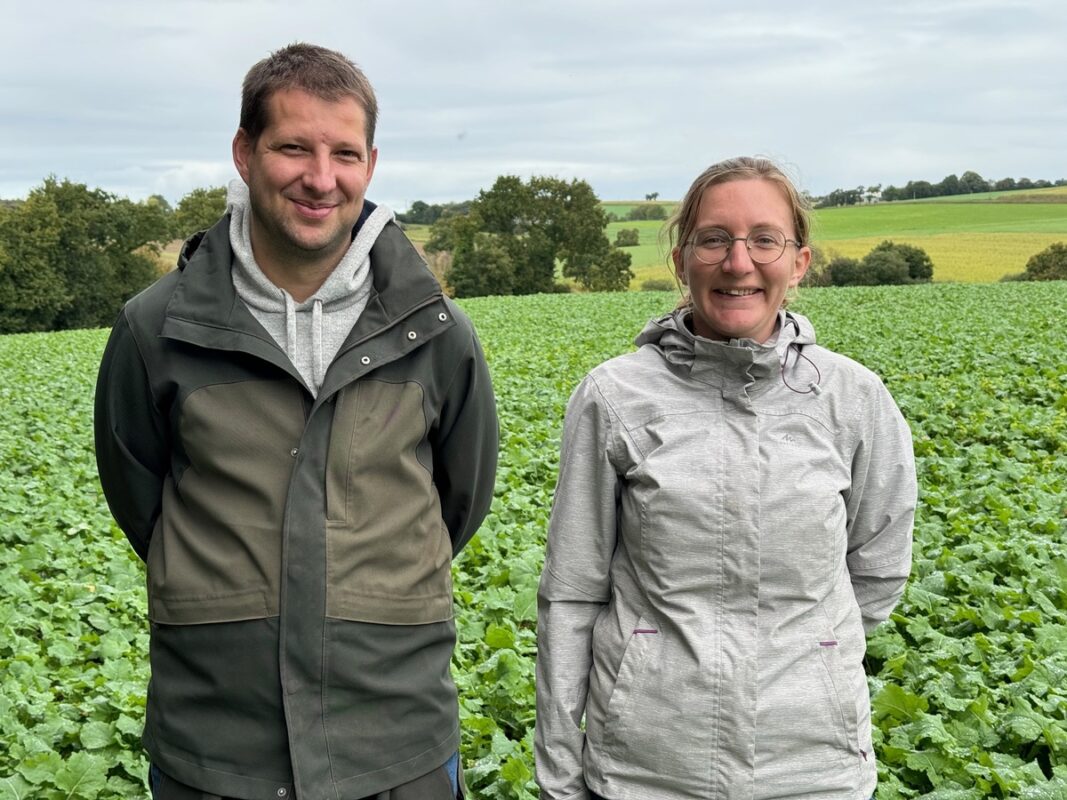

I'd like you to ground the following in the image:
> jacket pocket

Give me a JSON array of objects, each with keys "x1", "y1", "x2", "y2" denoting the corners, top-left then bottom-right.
[
  {"x1": 816, "y1": 639, "x2": 861, "y2": 762},
  {"x1": 147, "y1": 483, "x2": 281, "y2": 625},
  {"x1": 599, "y1": 615, "x2": 662, "y2": 757},
  {"x1": 146, "y1": 381, "x2": 302, "y2": 625},
  {"x1": 756, "y1": 637, "x2": 862, "y2": 789},
  {"x1": 324, "y1": 380, "x2": 453, "y2": 624}
]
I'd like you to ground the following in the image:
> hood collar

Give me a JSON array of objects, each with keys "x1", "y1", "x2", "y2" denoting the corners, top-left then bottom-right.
[
  {"x1": 635, "y1": 307, "x2": 818, "y2": 393},
  {"x1": 166, "y1": 202, "x2": 441, "y2": 336}
]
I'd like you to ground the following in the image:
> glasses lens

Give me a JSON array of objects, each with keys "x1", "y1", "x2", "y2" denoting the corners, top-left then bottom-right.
[
  {"x1": 692, "y1": 229, "x2": 730, "y2": 264},
  {"x1": 747, "y1": 230, "x2": 786, "y2": 264}
]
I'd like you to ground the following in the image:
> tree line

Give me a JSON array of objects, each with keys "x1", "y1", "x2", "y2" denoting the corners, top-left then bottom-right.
[
  {"x1": 5, "y1": 171, "x2": 1063, "y2": 335},
  {"x1": 0, "y1": 173, "x2": 634, "y2": 331},
  {"x1": 0, "y1": 180, "x2": 227, "y2": 334},
  {"x1": 815, "y1": 171, "x2": 1067, "y2": 207}
]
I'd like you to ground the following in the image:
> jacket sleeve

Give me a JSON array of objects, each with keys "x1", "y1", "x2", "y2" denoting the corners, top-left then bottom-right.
[
  {"x1": 432, "y1": 313, "x2": 498, "y2": 555},
  {"x1": 94, "y1": 310, "x2": 169, "y2": 561},
  {"x1": 536, "y1": 375, "x2": 619, "y2": 800},
  {"x1": 844, "y1": 377, "x2": 917, "y2": 633}
]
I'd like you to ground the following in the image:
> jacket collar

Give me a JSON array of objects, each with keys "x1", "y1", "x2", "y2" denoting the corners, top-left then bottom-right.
[
  {"x1": 636, "y1": 307, "x2": 817, "y2": 394},
  {"x1": 164, "y1": 211, "x2": 443, "y2": 357}
]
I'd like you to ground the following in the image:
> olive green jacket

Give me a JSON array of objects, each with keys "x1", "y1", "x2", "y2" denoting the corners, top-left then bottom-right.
[{"x1": 95, "y1": 214, "x2": 498, "y2": 799}]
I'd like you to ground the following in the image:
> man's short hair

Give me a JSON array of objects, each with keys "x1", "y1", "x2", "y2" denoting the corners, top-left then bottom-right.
[{"x1": 240, "y1": 42, "x2": 379, "y2": 147}]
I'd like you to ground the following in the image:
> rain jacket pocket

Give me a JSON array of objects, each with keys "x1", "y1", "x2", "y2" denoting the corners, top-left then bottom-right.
[{"x1": 324, "y1": 380, "x2": 453, "y2": 624}]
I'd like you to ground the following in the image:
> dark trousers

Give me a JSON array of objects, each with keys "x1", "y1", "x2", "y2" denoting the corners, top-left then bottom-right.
[{"x1": 149, "y1": 761, "x2": 464, "y2": 800}]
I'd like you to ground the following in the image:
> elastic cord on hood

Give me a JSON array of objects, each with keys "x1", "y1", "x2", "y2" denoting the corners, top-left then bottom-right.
[{"x1": 779, "y1": 315, "x2": 823, "y2": 395}]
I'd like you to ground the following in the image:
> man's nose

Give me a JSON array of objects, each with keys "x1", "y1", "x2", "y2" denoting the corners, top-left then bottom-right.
[{"x1": 302, "y1": 153, "x2": 335, "y2": 194}]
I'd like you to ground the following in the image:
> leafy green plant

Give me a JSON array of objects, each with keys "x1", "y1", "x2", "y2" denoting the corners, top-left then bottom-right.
[{"x1": 2, "y1": 282, "x2": 1065, "y2": 798}]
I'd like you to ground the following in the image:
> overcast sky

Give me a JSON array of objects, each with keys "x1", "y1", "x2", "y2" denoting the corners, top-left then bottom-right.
[{"x1": 3, "y1": 0, "x2": 1065, "y2": 210}]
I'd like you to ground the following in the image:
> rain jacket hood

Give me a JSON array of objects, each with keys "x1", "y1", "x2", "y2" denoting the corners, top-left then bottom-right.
[{"x1": 635, "y1": 307, "x2": 820, "y2": 393}]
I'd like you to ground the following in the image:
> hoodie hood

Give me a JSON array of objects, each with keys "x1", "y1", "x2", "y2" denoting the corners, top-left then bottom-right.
[
  {"x1": 224, "y1": 179, "x2": 394, "y2": 395},
  {"x1": 636, "y1": 307, "x2": 821, "y2": 396}
]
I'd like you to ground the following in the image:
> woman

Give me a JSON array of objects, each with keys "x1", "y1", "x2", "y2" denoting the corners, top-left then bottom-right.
[{"x1": 535, "y1": 157, "x2": 916, "y2": 800}]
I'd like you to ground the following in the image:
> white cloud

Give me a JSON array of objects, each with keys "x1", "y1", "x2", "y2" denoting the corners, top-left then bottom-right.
[{"x1": 2, "y1": 0, "x2": 1065, "y2": 204}]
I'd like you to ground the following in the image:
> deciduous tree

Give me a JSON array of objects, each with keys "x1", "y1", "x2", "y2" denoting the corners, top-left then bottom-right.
[
  {"x1": 959, "y1": 171, "x2": 990, "y2": 194},
  {"x1": 427, "y1": 175, "x2": 632, "y2": 296},
  {"x1": 173, "y1": 186, "x2": 227, "y2": 240},
  {"x1": 0, "y1": 177, "x2": 170, "y2": 332},
  {"x1": 0, "y1": 194, "x2": 68, "y2": 333}
]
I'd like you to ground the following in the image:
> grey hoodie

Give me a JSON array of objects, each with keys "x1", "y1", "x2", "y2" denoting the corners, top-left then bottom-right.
[
  {"x1": 228, "y1": 179, "x2": 394, "y2": 395},
  {"x1": 535, "y1": 308, "x2": 916, "y2": 800}
]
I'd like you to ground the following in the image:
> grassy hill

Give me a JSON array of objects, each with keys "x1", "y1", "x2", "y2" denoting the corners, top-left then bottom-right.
[
  {"x1": 610, "y1": 192, "x2": 1067, "y2": 287},
  {"x1": 200, "y1": 191, "x2": 1063, "y2": 290}
]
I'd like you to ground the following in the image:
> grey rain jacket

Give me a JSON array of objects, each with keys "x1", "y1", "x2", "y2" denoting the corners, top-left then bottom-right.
[
  {"x1": 536, "y1": 309, "x2": 915, "y2": 800},
  {"x1": 95, "y1": 212, "x2": 498, "y2": 800}
]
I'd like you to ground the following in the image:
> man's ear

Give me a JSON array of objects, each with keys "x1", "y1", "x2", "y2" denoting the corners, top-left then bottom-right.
[{"x1": 232, "y1": 129, "x2": 253, "y2": 183}]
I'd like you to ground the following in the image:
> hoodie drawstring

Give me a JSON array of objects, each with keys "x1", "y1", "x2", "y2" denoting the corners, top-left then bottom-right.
[
  {"x1": 312, "y1": 299, "x2": 324, "y2": 390},
  {"x1": 285, "y1": 293, "x2": 298, "y2": 364}
]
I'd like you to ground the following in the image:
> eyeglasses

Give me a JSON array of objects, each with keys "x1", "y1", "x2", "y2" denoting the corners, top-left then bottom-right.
[{"x1": 686, "y1": 228, "x2": 801, "y2": 266}]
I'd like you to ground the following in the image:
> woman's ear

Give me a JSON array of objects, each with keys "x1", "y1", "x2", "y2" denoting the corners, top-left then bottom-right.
[
  {"x1": 672, "y1": 247, "x2": 687, "y2": 286},
  {"x1": 789, "y1": 245, "x2": 812, "y2": 287}
]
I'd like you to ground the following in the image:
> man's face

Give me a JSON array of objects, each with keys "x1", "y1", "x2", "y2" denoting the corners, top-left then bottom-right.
[{"x1": 232, "y1": 87, "x2": 377, "y2": 275}]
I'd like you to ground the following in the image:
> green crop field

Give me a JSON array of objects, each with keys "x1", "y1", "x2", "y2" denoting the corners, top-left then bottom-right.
[{"x1": 2, "y1": 281, "x2": 1065, "y2": 798}]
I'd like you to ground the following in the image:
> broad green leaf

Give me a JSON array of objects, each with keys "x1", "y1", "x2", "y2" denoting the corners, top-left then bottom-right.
[
  {"x1": 53, "y1": 752, "x2": 108, "y2": 798},
  {"x1": 78, "y1": 721, "x2": 114, "y2": 750}
]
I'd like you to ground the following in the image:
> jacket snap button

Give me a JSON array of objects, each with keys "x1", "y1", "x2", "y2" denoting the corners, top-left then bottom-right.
[
  {"x1": 289, "y1": 448, "x2": 298, "y2": 457},
  {"x1": 407, "y1": 330, "x2": 417, "y2": 340},
  {"x1": 360, "y1": 355, "x2": 371, "y2": 365},
  {"x1": 277, "y1": 790, "x2": 288, "y2": 798},
  {"x1": 438, "y1": 312, "x2": 448, "y2": 322}
]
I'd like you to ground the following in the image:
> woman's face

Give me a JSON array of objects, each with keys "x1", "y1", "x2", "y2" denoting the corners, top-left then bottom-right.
[{"x1": 673, "y1": 179, "x2": 810, "y2": 343}]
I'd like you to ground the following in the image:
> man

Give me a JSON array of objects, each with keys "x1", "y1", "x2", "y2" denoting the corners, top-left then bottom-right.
[{"x1": 95, "y1": 43, "x2": 497, "y2": 800}]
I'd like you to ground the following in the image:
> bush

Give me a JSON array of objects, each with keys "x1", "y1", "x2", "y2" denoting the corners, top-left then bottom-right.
[
  {"x1": 869, "y1": 240, "x2": 934, "y2": 282},
  {"x1": 615, "y1": 228, "x2": 640, "y2": 247},
  {"x1": 1023, "y1": 242, "x2": 1067, "y2": 281},
  {"x1": 641, "y1": 278, "x2": 676, "y2": 292},
  {"x1": 825, "y1": 243, "x2": 932, "y2": 287},
  {"x1": 860, "y1": 250, "x2": 911, "y2": 285},
  {"x1": 999, "y1": 271, "x2": 1028, "y2": 282},
  {"x1": 827, "y1": 256, "x2": 868, "y2": 286},
  {"x1": 801, "y1": 245, "x2": 833, "y2": 287},
  {"x1": 627, "y1": 204, "x2": 667, "y2": 221}
]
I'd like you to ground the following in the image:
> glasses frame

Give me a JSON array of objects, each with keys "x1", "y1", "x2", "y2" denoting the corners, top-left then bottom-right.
[{"x1": 686, "y1": 229, "x2": 802, "y2": 266}]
